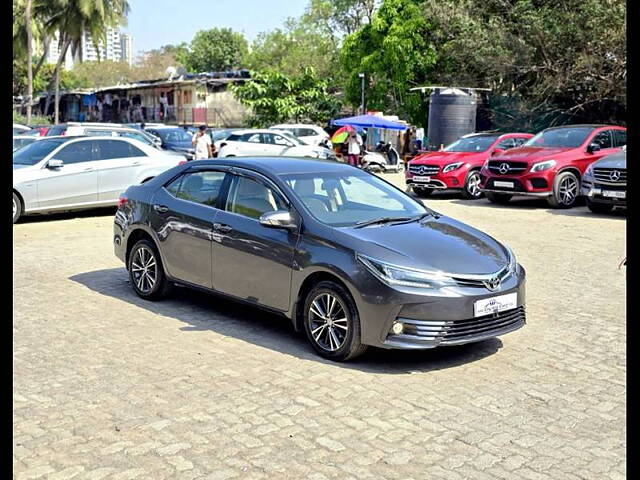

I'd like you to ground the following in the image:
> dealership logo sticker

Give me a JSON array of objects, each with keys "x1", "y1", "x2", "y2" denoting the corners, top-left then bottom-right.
[
  {"x1": 499, "y1": 163, "x2": 510, "y2": 174},
  {"x1": 609, "y1": 170, "x2": 621, "y2": 181}
]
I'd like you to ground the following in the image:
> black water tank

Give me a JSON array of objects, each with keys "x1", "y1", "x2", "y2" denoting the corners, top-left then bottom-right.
[{"x1": 427, "y1": 88, "x2": 477, "y2": 149}]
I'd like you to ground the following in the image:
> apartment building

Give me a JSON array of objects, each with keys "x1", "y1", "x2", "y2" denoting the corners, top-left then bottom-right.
[{"x1": 45, "y1": 27, "x2": 133, "y2": 69}]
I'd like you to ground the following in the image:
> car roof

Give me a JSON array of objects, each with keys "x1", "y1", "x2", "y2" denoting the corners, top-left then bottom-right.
[
  {"x1": 13, "y1": 135, "x2": 41, "y2": 139},
  {"x1": 191, "y1": 157, "x2": 356, "y2": 176},
  {"x1": 542, "y1": 124, "x2": 621, "y2": 131},
  {"x1": 146, "y1": 126, "x2": 185, "y2": 130},
  {"x1": 272, "y1": 124, "x2": 320, "y2": 128}
]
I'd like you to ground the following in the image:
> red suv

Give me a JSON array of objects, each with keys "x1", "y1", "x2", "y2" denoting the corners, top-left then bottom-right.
[
  {"x1": 479, "y1": 124, "x2": 626, "y2": 208},
  {"x1": 406, "y1": 132, "x2": 533, "y2": 199}
]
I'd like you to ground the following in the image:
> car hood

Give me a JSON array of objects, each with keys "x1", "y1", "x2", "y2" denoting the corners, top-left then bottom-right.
[
  {"x1": 337, "y1": 215, "x2": 509, "y2": 275},
  {"x1": 492, "y1": 146, "x2": 573, "y2": 163},
  {"x1": 592, "y1": 150, "x2": 626, "y2": 169},
  {"x1": 411, "y1": 151, "x2": 484, "y2": 165}
]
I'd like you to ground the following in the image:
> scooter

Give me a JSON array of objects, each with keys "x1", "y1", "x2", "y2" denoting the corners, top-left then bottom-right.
[{"x1": 361, "y1": 141, "x2": 402, "y2": 173}]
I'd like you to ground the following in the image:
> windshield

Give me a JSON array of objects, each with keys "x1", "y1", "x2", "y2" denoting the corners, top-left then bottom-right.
[
  {"x1": 156, "y1": 128, "x2": 192, "y2": 143},
  {"x1": 13, "y1": 138, "x2": 67, "y2": 165},
  {"x1": 210, "y1": 129, "x2": 233, "y2": 141},
  {"x1": 282, "y1": 171, "x2": 427, "y2": 227},
  {"x1": 444, "y1": 135, "x2": 499, "y2": 152},
  {"x1": 524, "y1": 127, "x2": 593, "y2": 148}
]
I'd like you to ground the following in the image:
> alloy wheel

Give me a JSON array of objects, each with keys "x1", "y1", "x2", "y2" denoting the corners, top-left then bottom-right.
[
  {"x1": 307, "y1": 293, "x2": 349, "y2": 352},
  {"x1": 558, "y1": 176, "x2": 578, "y2": 205},
  {"x1": 466, "y1": 172, "x2": 482, "y2": 197},
  {"x1": 131, "y1": 246, "x2": 157, "y2": 294}
]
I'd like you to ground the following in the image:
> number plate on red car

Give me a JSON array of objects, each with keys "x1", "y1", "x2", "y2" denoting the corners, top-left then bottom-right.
[
  {"x1": 494, "y1": 181, "x2": 514, "y2": 188},
  {"x1": 412, "y1": 176, "x2": 431, "y2": 183}
]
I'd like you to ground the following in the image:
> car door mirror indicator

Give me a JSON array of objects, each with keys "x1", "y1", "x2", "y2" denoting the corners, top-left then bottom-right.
[{"x1": 259, "y1": 210, "x2": 297, "y2": 229}]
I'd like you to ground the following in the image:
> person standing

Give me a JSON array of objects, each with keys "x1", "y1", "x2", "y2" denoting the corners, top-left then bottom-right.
[
  {"x1": 346, "y1": 131, "x2": 362, "y2": 167},
  {"x1": 192, "y1": 125, "x2": 213, "y2": 160},
  {"x1": 159, "y1": 92, "x2": 168, "y2": 120}
]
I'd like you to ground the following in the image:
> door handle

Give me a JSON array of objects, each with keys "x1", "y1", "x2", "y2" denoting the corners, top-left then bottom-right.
[
  {"x1": 153, "y1": 204, "x2": 169, "y2": 213},
  {"x1": 83, "y1": 167, "x2": 94, "y2": 171},
  {"x1": 131, "y1": 161, "x2": 141, "y2": 165},
  {"x1": 213, "y1": 223, "x2": 232, "y2": 233}
]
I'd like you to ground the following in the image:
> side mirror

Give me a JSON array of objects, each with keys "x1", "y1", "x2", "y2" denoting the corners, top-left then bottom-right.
[
  {"x1": 587, "y1": 143, "x2": 601, "y2": 154},
  {"x1": 259, "y1": 210, "x2": 297, "y2": 230},
  {"x1": 47, "y1": 159, "x2": 64, "y2": 168},
  {"x1": 491, "y1": 148, "x2": 504, "y2": 157}
]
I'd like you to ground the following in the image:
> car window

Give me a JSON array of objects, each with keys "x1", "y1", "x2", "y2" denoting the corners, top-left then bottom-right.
[
  {"x1": 85, "y1": 129, "x2": 114, "y2": 137},
  {"x1": 166, "y1": 171, "x2": 226, "y2": 207},
  {"x1": 299, "y1": 128, "x2": 317, "y2": 137},
  {"x1": 13, "y1": 138, "x2": 68, "y2": 165},
  {"x1": 225, "y1": 175, "x2": 287, "y2": 220},
  {"x1": 46, "y1": 125, "x2": 67, "y2": 136},
  {"x1": 54, "y1": 140, "x2": 94, "y2": 164},
  {"x1": 496, "y1": 138, "x2": 515, "y2": 150},
  {"x1": 514, "y1": 137, "x2": 529, "y2": 146},
  {"x1": 591, "y1": 131, "x2": 613, "y2": 149},
  {"x1": 94, "y1": 139, "x2": 144, "y2": 160},
  {"x1": 612, "y1": 130, "x2": 626, "y2": 147},
  {"x1": 226, "y1": 134, "x2": 242, "y2": 142},
  {"x1": 241, "y1": 133, "x2": 262, "y2": 143},
  {"x1": 117, "y1": 131, "x2": 153, "y2": 146},
  {"x1": 272, "y1": 134, "x2": 292, "y2": 146}
]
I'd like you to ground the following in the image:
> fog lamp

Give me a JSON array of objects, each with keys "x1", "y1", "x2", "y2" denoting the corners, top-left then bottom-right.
[{"x1": 391, "y1": 322, "x2": 404, "y2": 335}]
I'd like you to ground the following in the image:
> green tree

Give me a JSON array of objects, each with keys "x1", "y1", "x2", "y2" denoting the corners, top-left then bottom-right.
[
  {"x1": 231, "y1": 67, "x2": 341, "y2": 127},
  {"x1": 180, "y1": 28, "x2": 248, "y2": 72},
  {"x1": 340, "y1": 0, "x2": 436, "y2": 124}
]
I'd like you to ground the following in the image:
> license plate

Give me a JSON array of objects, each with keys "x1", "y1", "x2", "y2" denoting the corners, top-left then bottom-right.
[
  {"x1": 412, "y1": 175, "x2": 431, "y2": 183},
  {"x1": 602, "y1": 190, "x2": 625, "y2": 198},
  {"x1": 494, "y1": 181, "x2": 514, "y2": 188},
  {"x1": 474, "y1": 292, "x2": 518, "y2": 317}
]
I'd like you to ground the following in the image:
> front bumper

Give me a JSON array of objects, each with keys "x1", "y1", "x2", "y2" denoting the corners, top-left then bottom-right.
[
  {"x1": 479, "y1": 167, "x2": 554, "y2": 197},
  {"x1": 355, "y1": 265, "x2": 526, "y2": 349},
  {"x1": 405, "y1": 168, "x2": 468, "y2": 190},
  {"x1": 581, "y1": 178, "x2": 626, "y2": 205}
]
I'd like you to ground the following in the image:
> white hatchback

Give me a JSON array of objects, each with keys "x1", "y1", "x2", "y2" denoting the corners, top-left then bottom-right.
[
  {"x1": 13, "y1": 136, "x2": 185, "y2": 223},
  {"x1": 217, "y1": 129, "x2": 335, "y2": 159}
]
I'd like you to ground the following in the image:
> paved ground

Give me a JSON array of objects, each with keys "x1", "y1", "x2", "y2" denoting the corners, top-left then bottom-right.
[{"x1": 14, "y1": 171, "x2": 626, "y2": 479}]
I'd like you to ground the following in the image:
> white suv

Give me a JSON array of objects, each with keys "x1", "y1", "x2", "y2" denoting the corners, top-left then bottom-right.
[
  {"x1": 13, "y1": 136, "x2": 185, "y2": 223},
  {"x1": 270, "y1": 124, "x2": 331, "y2": 147},
  {"x1": 217, "y1": 129, "x2": 335, "y2": 159},
  {"x1": 65, "y1": 122, "x2": 163, "y2": 149}
]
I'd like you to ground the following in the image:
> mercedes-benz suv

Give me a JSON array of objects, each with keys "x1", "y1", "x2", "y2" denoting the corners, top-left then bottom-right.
[
  {"x1": 581, "y1": 147, "x2": 626, "y2": 213},
  {"x1": 479, "y1": 125, "x2": 626, "y2": 208}
]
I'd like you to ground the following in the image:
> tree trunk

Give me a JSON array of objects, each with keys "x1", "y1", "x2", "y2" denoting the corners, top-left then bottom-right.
[
  {"x1": 44, "y1": 36, "x2": 71, "y2": 121},
  {"x1": 25, "y1": 0, "x2": 33, "y2": 124},
  {"x1": 33, "y1": 36, "x2": 50, "y2": 80},
  {"x1": 54, "y1": 61, "x2": 60, "y2": 124}
]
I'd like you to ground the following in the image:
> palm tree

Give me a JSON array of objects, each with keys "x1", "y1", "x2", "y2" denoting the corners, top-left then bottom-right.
[
  {"x1": 39, "y1": 0, "x2": 130, "y2": 123},
  {"x1": 25, "y1": 0, "x2": 33, "y2": 124}
]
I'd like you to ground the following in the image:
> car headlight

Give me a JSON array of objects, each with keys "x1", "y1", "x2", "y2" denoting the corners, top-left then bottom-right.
[
  {"x1": 443, "y1": 162, "x2": 464, "y2": 173},
  {"x1": 505, "y1": 245, "x2": 518, "y2": 275},
  {"x1": 530, "y1": 159, "x2": 556, "y2": 172},
  {"x1": 356, "y1": 254, "x2": 455, "y2": 289}
]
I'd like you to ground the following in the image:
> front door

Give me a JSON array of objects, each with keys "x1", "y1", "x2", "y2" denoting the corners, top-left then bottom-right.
[
  {"x1": 582, "y1": 130, "x2": 620, "y2": 171},
  {"x1": 94, "y1": 138, "x2": 147, "y2": 202},
  {"x1": 212, "y1": 172, "x2": 297, "y2": 311},
  {"x1": 149, "y1": 169, "x2": 228, "y2": 288},
  {"x1": 36, "y1": 139, "x2": 99, "y2": 209}
]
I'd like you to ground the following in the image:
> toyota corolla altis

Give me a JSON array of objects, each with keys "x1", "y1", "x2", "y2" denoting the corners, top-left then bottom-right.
[{"x1": 114, "y1": 158, "x2": 526, "y2": 361}]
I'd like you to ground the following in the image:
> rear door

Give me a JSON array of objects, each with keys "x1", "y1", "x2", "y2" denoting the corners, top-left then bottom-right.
[
  {"x1": 95, "y1": 139, "x2": 148, "y2": 202},
  {"x1": 149, "y1": 168, "x2": 229, "y2": 288},
  {"x1": 35, "y1": 139, "x2": 99, "y2": 209}
]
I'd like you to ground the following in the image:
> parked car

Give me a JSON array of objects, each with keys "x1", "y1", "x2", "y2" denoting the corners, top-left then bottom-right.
[
  {"x1": 270, "y1": 124, "x2": 331, "y2": 147},
  {"x1": 125, "y1": 123, "x2": 166, "y2": 130},
  {"x1": 581, "y1": 147, "x2": 626, "y2": 213},
  {"x1": 217, "y1": 129, "x2": 335, "y2": 159},
  {"x1": 479, "y1": 124, "x2": 626, "y2": 208},
  {"x1": 114, "y1": 157, "x2": 526, "y2": 361},
  {"x1": 145, "y1": 126, "x2": 196, "y2": 160},
  {"x1": 406, "y1": 132, "x2": 533, "y2": 199},
  {"x1": 13, "y1": 135, "x2": 41, "y2": 152},
  {"x1": 30, "y1": 125, "x2": 50, "y2": 136},
  {"x1": 13, "y1": 123, "x2": 31, "y2": 135},
  {"x1": 209, "y1": 128, "x2": 235, "y2": 151},
  {"x1": 13, "y1": 136, "x2": 186, "y2": 223},
  {"x1": 65, "y1": 122, "x2": 163, "y2": 149},
  {"x1": 44, "y1": 124, "x2": 68, "y2": 136}
]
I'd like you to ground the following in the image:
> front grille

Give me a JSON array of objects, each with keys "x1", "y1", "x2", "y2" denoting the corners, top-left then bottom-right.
[
  {"x1": 409, "y1": 164, "x2": 440, "y2": 175},
  {"x1": 399, "y1": 306, "x2": 525, "y2": 344},
  {"x1": 487, "y1": 160, "x2": 528, "y2": 175},
  {"x1": 450, "y1": 265, "x2": 510, "y2": 289},
  {"x1": 593, "y1": 168, "x2": 626, "y2": 183}
]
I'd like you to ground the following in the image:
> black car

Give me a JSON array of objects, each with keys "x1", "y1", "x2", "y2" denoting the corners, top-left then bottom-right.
[
  {"x1": 581, "y1": 148, "x2": 626, "y2": 213},
  {"x1": 145, "y1": 126, "x2": 195, "y2": 160},
  {"x1": 114, "y1": 158, "x2": 526, "y2": 361}
]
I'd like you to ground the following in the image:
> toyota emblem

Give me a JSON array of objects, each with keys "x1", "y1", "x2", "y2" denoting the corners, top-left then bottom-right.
[
  {"x1": 483, "y1": 276, "x2": 501, "y2": 291},
  {"x1": 609, "y1": 170, "x2": 621, "y2": 181},
  {"x1": 499, "y1": 163, "x2": 510, "y2": 174}
]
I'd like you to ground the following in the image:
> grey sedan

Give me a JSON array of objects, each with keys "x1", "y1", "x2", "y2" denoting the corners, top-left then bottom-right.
[{"x1": 114, "y1": 158, "x2": 526, "y2": 361}]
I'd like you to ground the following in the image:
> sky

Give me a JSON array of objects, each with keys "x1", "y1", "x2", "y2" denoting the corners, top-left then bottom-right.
[{"x1": 121, "y1": 0, "x2": 310, "y2": 57}]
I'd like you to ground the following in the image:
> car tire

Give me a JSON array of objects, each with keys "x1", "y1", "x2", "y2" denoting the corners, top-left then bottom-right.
[
  {"x1": 485, "y1": 192, "x2": 512, "y2": 204},
  {"x1": 586, "y1": 199, "x2": 614, "y2": 214},
  {"x1": 303, "y1": 281, "x2": 368, "y2": 362},
  {"x1": 461, "y1": 170, "x2": 483, "y2": 200},
  {"x1": 414, "y1": 188, "x2": 434, "y2": 198},
  {"x1": 547, "y1": 171, "x2": 579, "y2": 208},
  {"x1": 128, "y1": 239, "x2": 172, "y2": 300},
  {"x1": 13, "y1": 192, "x2": 22, "y2": 224}
]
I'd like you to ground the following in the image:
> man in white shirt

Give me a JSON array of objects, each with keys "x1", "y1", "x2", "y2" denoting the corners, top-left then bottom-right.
[
  {"x1": 346, "y1": 131, "x2": 363, "y2": 167},
  {"x1": 192, "y1": 125, "x2": 213, "y2": 160}
]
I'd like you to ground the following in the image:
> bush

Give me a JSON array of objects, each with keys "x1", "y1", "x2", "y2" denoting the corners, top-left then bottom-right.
[{"x1": 13, "y1": 110, "x2": 51, "y2": 126}]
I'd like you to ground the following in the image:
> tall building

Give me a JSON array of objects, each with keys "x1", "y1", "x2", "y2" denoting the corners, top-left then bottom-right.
[
  {"x1": 120, "y1": 34, "x2": 133, "y2": 67},
  {"x1": 44, "y1": 31, "x2": 74, "y2": 70}
]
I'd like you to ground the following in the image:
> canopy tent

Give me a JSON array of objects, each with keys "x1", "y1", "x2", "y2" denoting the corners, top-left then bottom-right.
[{"x1": 332, "y1": 114, "x2": 408, "y2": 131}]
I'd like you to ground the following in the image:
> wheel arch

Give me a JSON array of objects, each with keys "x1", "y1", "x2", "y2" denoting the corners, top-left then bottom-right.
[
  {"x1": 125, "y1": 226, "x2": 158, "y2": 268},
  {"x1": 556, "y1": 166, "x2": 582, "y2": 181}
]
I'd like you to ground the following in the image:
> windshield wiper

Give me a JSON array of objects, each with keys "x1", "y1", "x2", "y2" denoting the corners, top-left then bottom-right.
[{"x1": 354, "y1": 216, "x2": 413, "y2": 228}]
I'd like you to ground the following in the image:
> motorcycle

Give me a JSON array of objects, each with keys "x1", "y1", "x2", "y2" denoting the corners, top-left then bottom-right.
[{"x1": 361, "y1": 141, "x2": 402, "y2": 173}]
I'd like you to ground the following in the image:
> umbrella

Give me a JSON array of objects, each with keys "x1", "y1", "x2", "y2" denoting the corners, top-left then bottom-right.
[
  {"x1": 331, "y1": 125, "x2": 356, "y2": 144},
  {"x1": 333, "y1": 114, "x2": 408, "y2": 131}
]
